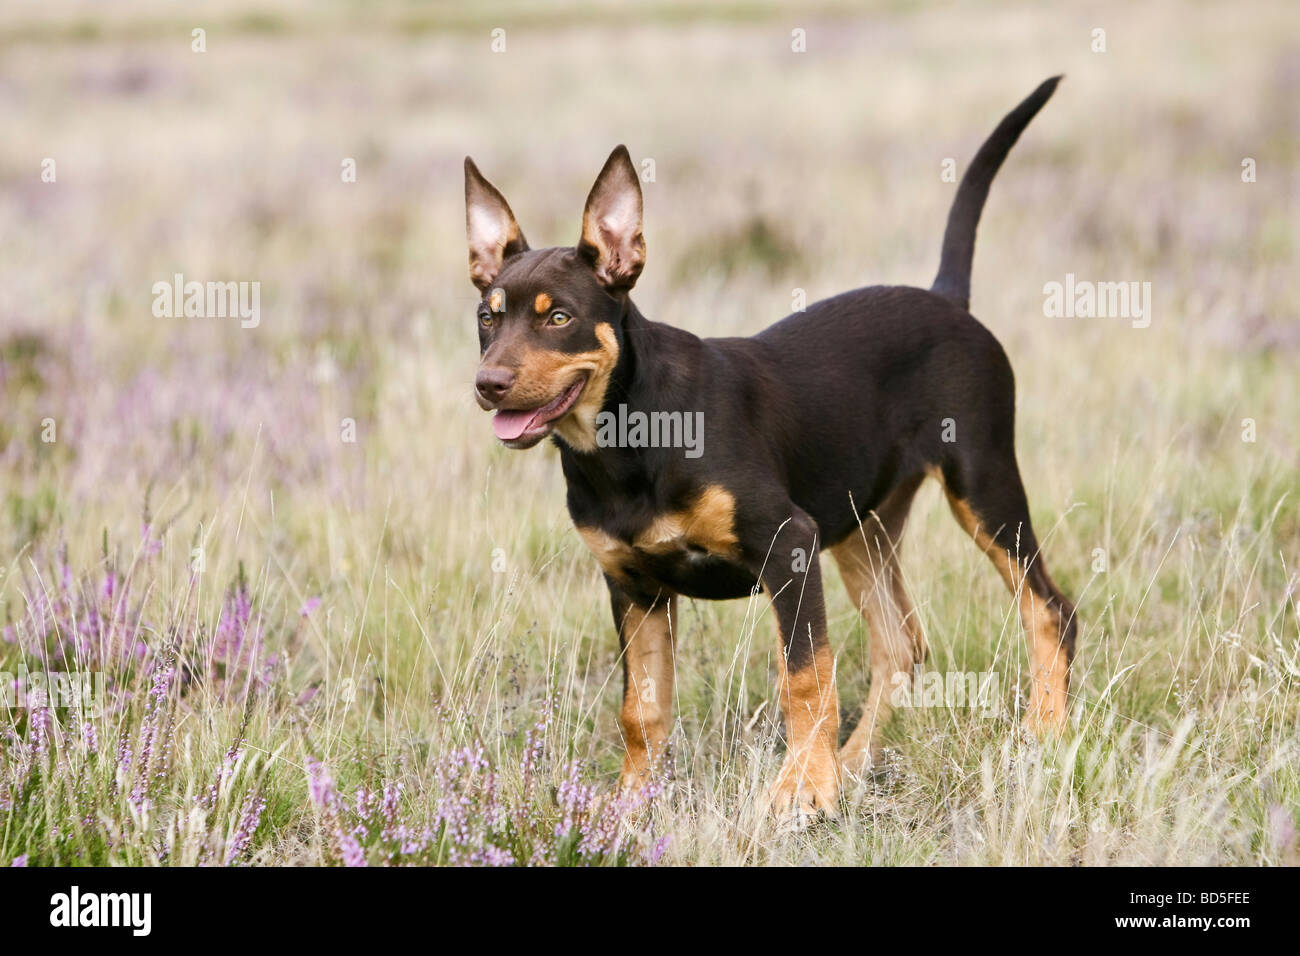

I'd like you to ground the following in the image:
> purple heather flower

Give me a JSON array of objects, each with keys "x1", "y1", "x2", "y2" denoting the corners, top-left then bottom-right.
[
  {"x1": 381, "y1": 783, "x2": 402, "y2": 828},
  {"x1": 27, "y1": 707, "x2": 52, "y2": 757},
  {"x1": 226, "y1": 793, "x2": 267, "y2": 865},
  {"x1": 140, "y1": 524, "x2": 163, "y2": 558},
  {"x1": 214, "y1": 583, "x2": 254, "y2": 663},
  {"x1": 476, "y1": 845, "x2": 515, "y2": 867},
  {"x1": 306, "y1": 757, "x2": 335, "y2": 808},
  {"x1": 339, "y1": 831, "x2": 367, "y2": 867},
  {"x1": 648, "y1": 836, "x2": 671, "y2": 865}
]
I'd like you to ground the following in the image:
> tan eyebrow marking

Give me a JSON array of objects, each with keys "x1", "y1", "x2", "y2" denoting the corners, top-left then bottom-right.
[
  {"x1": 489, "y1": 289, "x2": 505, "y2": 312},
  {"x1": 534, "y1": 292, "x2": 554, "y2": 314}
]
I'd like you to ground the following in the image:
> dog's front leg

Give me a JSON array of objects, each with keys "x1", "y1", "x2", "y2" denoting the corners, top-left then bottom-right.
[
  {"x1": 755, "y1": 510, "x2": 841, "y2": 821},
  {"x1": 607, "y1": 580, "x2": 677, "y2": 791}
]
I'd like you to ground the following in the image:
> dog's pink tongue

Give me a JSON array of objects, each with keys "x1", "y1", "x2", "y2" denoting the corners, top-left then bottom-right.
[{"x1": 493, "y1": 408, "x2": 536, "y2": 441}]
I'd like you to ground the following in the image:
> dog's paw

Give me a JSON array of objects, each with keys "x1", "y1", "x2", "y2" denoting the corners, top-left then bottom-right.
[
  {"x1": 618, "y1": 767, "x2": 653, "y2": 795},
  {"x1": 619, "y1": 749, "x2": 671, "y2": 796},
  {"x1": 763, "y1": 753, "x2": 840, "y2": 828},
  {"x1": 1021, "y1": 699, "x2": 1068, "y2": 738}
]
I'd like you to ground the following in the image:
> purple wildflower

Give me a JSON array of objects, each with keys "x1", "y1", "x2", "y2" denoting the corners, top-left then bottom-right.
[
  {"x1": 306, "y1": 757, "x2": 334, "y2": 808},
  {"x1": 211, "y1": 577, "x2": 273, "y2": 698},
  {"x1": 339, "y1": 832, "x2": 367, "y2": 867},
  {"x1": 130, "y1": 658, "x2": 175, "y2": 811},
  {"x1": 140, "y1": 524, "x2": 163, "y2": 558},
  {"x1": 226, "y1": 792, "x2": 267, "y2": 865}
]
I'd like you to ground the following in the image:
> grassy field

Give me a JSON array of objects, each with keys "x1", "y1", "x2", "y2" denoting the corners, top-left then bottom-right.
[{"x1": 1, "y1": 0, "x2": 1297, "y2": 865}]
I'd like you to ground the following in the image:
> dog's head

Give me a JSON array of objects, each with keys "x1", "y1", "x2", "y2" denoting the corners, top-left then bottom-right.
[{"x1": 463, "y1": 146, "x2": 644, "y2": 451}]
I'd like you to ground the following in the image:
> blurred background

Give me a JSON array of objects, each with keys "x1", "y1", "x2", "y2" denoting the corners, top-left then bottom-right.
[
  {"x1": 2, "y1": 0, "x2": 1295, "y2": 522},
  {"x1": 0, "y1": 0, "x2": 1297, "y2": 865}
]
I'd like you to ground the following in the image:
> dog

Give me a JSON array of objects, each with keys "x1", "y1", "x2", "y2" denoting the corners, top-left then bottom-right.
[{"x1": 462, "y1": 76, "x2": 1077, "y2": 820}]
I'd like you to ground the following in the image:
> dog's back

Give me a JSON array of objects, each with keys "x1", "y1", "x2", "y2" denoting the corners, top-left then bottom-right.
[{"x1": 750, "y1": 285, "x2": 1014, "y2": 545}]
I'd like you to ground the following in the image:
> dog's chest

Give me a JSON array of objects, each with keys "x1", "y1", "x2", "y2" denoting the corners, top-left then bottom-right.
[{"x1": 573, "y1": 484, "x2": 758, "y2": 600}]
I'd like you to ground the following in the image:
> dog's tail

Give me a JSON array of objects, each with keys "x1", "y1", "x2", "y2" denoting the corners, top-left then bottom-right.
[{"x1": 930, "y1": 75, "x2": 1062, "y2": 311}]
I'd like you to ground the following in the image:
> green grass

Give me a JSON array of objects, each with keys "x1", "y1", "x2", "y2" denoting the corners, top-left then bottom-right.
[{"x1": 0, "y1": 0, "x2": 1297, "y2": 865}]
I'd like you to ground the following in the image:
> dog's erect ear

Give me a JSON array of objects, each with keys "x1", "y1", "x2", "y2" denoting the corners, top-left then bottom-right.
[
  {"x1": 465, "y1": 157, "x2": 529, "y2": 291},
  {"x1": 578, "y1": 145, "x2": 645, "y2": 292}
]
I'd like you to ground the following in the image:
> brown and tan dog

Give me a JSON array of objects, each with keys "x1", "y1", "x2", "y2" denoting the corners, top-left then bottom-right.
[{"x1": 463, "y1": 77, "x2": 1077, "y2": 821}]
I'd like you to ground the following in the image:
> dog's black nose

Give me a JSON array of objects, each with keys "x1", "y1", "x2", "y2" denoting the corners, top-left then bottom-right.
[{"x1": 475, "y1": 366, "x2": 516, "y2": 404}]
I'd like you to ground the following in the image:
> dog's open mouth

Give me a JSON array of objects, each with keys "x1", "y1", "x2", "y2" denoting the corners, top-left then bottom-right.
[{"x1": 491, "y1": 376, "x2": 587, "y2": 447}]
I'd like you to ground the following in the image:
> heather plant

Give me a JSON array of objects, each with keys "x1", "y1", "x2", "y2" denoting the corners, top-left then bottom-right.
[
  {"x1": 0, "y1": 544, "x2": 280, "y2": 864},
  {"x1": 1, "y1": 0, "x2": 1297, "y2": 867},
  {"x1": 304, "y1": 719, "x2": 668, "y2": 866},
  {"x1": 0, "y1": 537, "x2": 669, "y2": 866}
]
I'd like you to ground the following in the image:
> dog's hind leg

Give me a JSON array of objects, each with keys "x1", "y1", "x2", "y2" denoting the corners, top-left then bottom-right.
[
  {"x1": 939, "y1": 455, "x2": 1077, "y2": 735},
  {"x1": 830, "y1": 475, "x2": 926, "y2": 776}
]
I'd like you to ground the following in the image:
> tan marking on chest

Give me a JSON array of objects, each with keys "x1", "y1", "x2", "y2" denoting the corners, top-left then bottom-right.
[
  {"x1": 576, "y1": 485, "x2": 741, "y2": 580},
  {"x1": 637, "y1": 485, "x2": 739, "y2": 557},
  {"x1": 576, "y1": 526, "x2": 636, "y2": 579}
]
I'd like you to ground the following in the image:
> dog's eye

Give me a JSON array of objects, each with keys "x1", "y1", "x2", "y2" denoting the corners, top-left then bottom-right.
[
  {"x1": 478, "y1": 311, "x2": 495, "y2": 328},
  {"x1": 548, "y1": 311, "x2": 572, "y2": 327}
]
